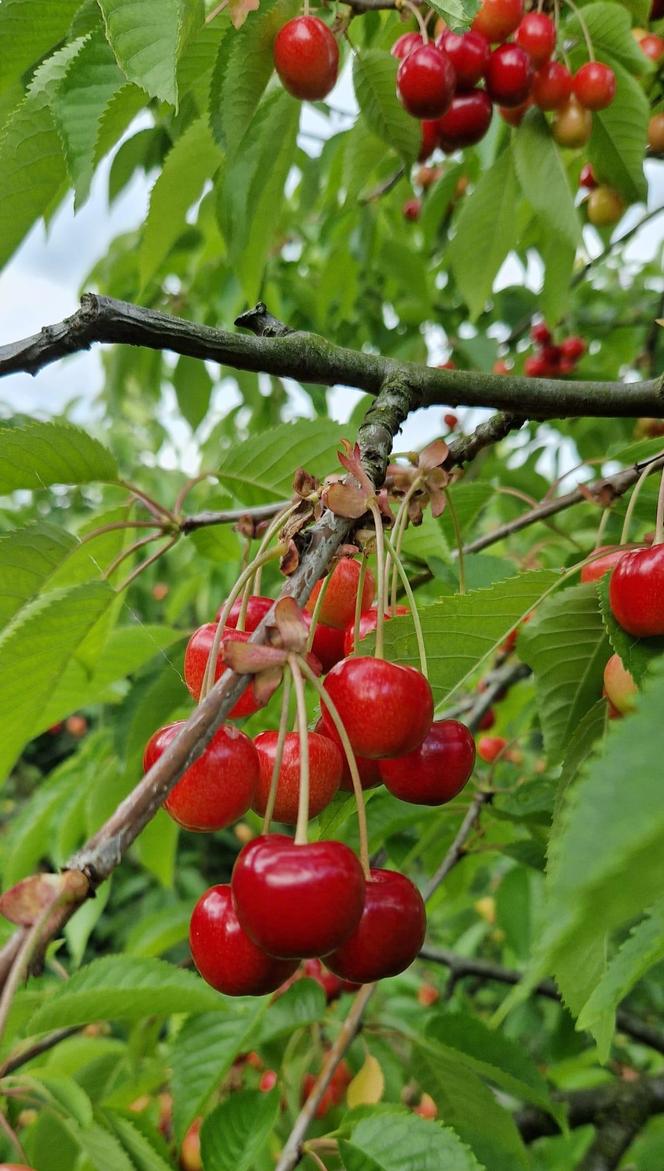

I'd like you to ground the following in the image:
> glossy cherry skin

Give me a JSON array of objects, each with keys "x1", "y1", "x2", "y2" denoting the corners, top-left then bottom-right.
[
  {"x1": 326, "y1": 869, "x2": 426, "y2": 983},
  {"x1": 478, "y1": 735, "x2": 507, "y2": 762},
  {"x1": 379, "y1": 719, "x2": 475, "y2": 805},
  {"x1": 342, "y1": 605, "x2": 409, "y2": 656},
  {"x1": 472, "y1": 0, "x2": 524, "y2": 42},
  {"x1": 252, "y1": 731, "x2": 342, "y2": 823},
  {"x1": 531, "y1": 321, "x2": 551, "y2": 346},
  {"x1": 314, "y1": 717, "x2": 382, "y2": 791},
  {"x1": 144, "y1": 721, "x2": 259, "y2": 831},
  {"x1": 609, "y1": 546, "x2": 664, "y2": 637},
  {"x1": 580, "y1": 545, "x2": 629, "y2": 584},
  {"x1": 532, "y1": 60, "x2": 573, "y2": 109},
  {"x1": 321, "y1": 657, "x2": 434, "y2": 760},
  {"x1": 515, "y1": 12, "x2": 556, "y2": 66},
  {"x1": 437, "y1": 89, "x2": 493, "y2": 150},
  {"x1": 603, "y1": 654, "x2": 637, "y2": 715},
  {"x1": 184, "y1": 624, "x2": 264, "y2": 717},
  {"x1": 220, "y1": 594, "x2": 273, "y2": 631},
  {"x1": 301, "y1": 957, "x2": 360, "y2": 1000},
  {"x1": 485, "y1": 44, "x2": 533, "y2": 106},
  {"x1": 392, "y1": 31, "x2": 423, "y2": 59},
  {"x1": 302, "y1": 614, "x2": 346, "y2": 673},
  {"x1": 438, "y1": 30, "x2": 490, "y2": 88},
  {"x1": 419, "y1": 118, "x2": 440, "y2": 160},
  {"x1": 573, "y1": 62, "x2": 616, "y2": 111},
  {"x1": 305, "y1": 558, "x2": 375, "y2": 630},
  {"x1": 232, "y1": 834, "x2": 366, "y2": 958},
  {"x1": 273, "y1": 17, "x2": 339, "y2": 101},
  {"x1": 189, "y1": 885, "x2": 297, "y2": 996},
  {"x1": 499, "y1": 98, "x2": 532, "y2": 125},
  {"x1": 397, "y1": 45, "x2": 456, "y2": 119},
  {"x1": 524, "y1": 354, "x2": 550, "y2": 377}
]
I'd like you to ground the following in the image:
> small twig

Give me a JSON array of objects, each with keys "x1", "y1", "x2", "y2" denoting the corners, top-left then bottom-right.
[{"x1": 0, "y1": 1027, "x2": 80, "y2": 1077}]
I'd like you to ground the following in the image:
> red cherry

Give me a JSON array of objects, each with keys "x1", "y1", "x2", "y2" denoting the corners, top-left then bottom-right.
[
  {"x1": 560, "y1": 335, "x2": 586, "y2": 361},
  {"x1": 478, "y1": 735, "x2": 507, "y2": 762},
  {"x1": 184, "y1": 624, "x2": 264, "y2": 717},
  {"x1": 603, "y1": 654, "x2": 637, "y2": 715},
  {"x1": 640, "y1": 34, "x2": 664, "y2": 63},
  {"x1": 472, "y1": 0, "x2": 524, "y2": 42},
  {"x1": 573, "y1": 62, "x2": 616, "y2": 111},
  {"x1": 326, "y1": 868, "x2": 426, "y2": 983},
  {"x1": 444, "y1": 411, "x2": 459, "y2": 428},
  {"x1": 314, "y1": 717, "x2": 382, "y2": 791},
  {"x1": 499, "y1": 98, "x2": 532, "y2": 125},
  {"x1": 144, "y1": 721, "x2": 259, "y2": 831},
  {"x1": 232, "y1": 834, "x2": 366, "y2": 958},
  {"x1": 541, "y1": 344, "x2": 563, "y2": 368},
  {"x1": 220, "y1": 594, "x2": 273, "y2": 631},
  {"x1": 524, "y1": 354, "x2": 549, "y2": 377},
  {"x1": 391, "y1": 32, "x2": 424, "y2": 60},
  {"x1": 189, "y1": 885, "x2": 297, "y2": 996},
  {"x1": 302, "y1": 1061, "x2": 353, "y2": 1117},
  {"x1": 403, "y1": 197, "x2": 422, "y2": 220},
  {"x1": 530, "y1": 321, "x2": 552, "y2": 346},
  {"x1": 305, "y1": 558, "x2": 375, "y2": 630},
  {"x1": 581, "y1": 545, "x2": 637, "y2": 584},
  {"x1": 439, "y1": 30, "x2": 490, "y2": 88},
  {"x1": 321, "y1": 657, "x2": 433, "y2": 759},
  {"x1": 485, "y1": 44, "x2": 533, "y2": 107},
  {"x1": 379, "y1": 719, "x2": 475, "y2": 805},
  {"x1": 492, "y1": 360, "x2": 512, "y2": 375},
  {"x1": 259, "y1": 1070, "x2": 278, "y2": 1092},
  {"x1": 477, "y1": 707, "x2": 496, "y2": 731},
  {"x1": 342, "y1": 605, "x2": 409, "y2": 657},
  {"x1": 273, "y1": 16, "x2": 339, "y2": 101},
  {"x1": 515, "y1": 12, "x2": 556, "y2": 66},
  {"x1": 302, "y1": 614, "x2": 345, "y2": 673},
  {"x1": 302, "y1": 957, "x2": 360, "y2": 1001},
  {"x1": 396, "y1": 45, "x2": 457, "y2": 119},
  {"x1": 437, "y1": 88, "x2": 494, "y2": 150},
  {"x1": 252, "y1": 730, "x2": 342, "y2": 824},
  {"x1": 532, "y1": 60, "x2": 573, "y2": 109},
  {"x1": 609, "y1": 545, "x2": 664, "y2": 637},
  {"x1": 419, "y1": 118, "x2": 440, "y2": 160},
  {"x1": 579, "y1": 162, "x2": 598, "y2": 189}
]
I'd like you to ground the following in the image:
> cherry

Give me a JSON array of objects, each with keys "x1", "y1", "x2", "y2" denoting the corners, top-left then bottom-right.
[
  {"x1": 603, "y1": 654, "x2": 637, "y2": 715},
  {"x1": 531, "y1": 321, "x2": 552, "y2": 346},
  {"x1": 532, "y1": 60, "x2": 573, "y2": 109},
  {"x1": 560, "y1": 336, "x2": 586, "y2": 361},
  {"x1": 580, "y1": 162, "x2": 598, "y2": 189},
  {"x1": 184, "y1": 624, "x2": 264, "y2": 717},
  {"x1": 321, "y1": 657, "x2": 433, "y2": 759},
  {"x1": 524, "y1": 354, "x2": 550, "y2": 377},
  {"x1": 478, "y1": 708, "x2": 496, "y2": 732},
  {"x1": 302, "y1": 1061, "x2": 353, "y2": 1117},
  {"x1": 552, "y1": 97, "x2": 592, "y2": 147},
  {"x1": 396, "y1": 45, "x2": 456, "y2": 120},
  {"x1": 580, "y1": 545, "x2": 638, "y2": 584},
  {"x1": 444, "y1": 411, "x2": 459, "y2": 428},
  {"x1": 220, "y1": 593, "x2": 273, "y2": 631},
  {"x1": 403, "y1": 197, "x2": 422, "y2": 221},
  {"x1": 305, "y1": 558, "x2": 375, "y2": 630},
  {"x1": 472, "y1": 0, "x2": 524, "y2": 43},
  {"x1": 492, "y1": 360, "x2": 512, "y2": 375},
  {"x1": 379, "y1": 719, "x2": 475, "y2": 805},
  {"x1": 437, "y1": 89, "x2": 494, "y2": 150},
  {"x1": 144, "y1": 721, "x2": 259, "y2": 831},
  {"x1": 301, "y1": 957, "x2": 360, "y2": 1000},
  {"x1": 419, "y1": 118, "x2": 440, "y2": 160},
  {"x1": 515, "y1": 12, "x2": 556, "y2": 65},
  {"x1": 499, "y1": 98, "x2": 532, "y2": 125},
  {"x1": 273, "y1": 17, "x2": 339, "y2": 101},
  {"x1": 418, "y1": 981, "x2": 440, "y2": 1006},
  {"x1": 232, "y1": 834, "x2": 365, "y2": 958},
  {"x1": 180, "y1": 1121, "x2": 202, "y2": 1171},
  {"x1": 573, "y1": 62, "x2": 616, "y2": 111},
  {"x1": 439, "y1": 30, "x2": 490, "y2": 88},
  {"x1": 189, "y1": 885, "x2": 297, "y2": 996},
  {"x1": 259, "y1": 1070, "x2": 278, "y2": 1092},
  {"x1": 649, "y1": 114, "x2": 664, "y2": 152},
  {"x1": 342, "y1": 605, "x2": 409, "y2": 656},
  {"x1": 477, "y1": 735, "x2": 507, "y2": 762},
  {"x1": 413, "y1": 1093, "x2": 438, "y2": 1120},
  {"x1": 587, "y1": 185, "x2": 624, "y2": 226},
  {"x1": 252, "y1": 730, "x2": 342, "y2": 823},
  {"x1": 302, "y1": 614, "x2": 345, "y2": 673},
  {"x1": 325, "y1": 868, "x2": 427, "y2": 983},
  {"x1": 640, "y1": 34, "x2": 664, "y2": 63},
  {"x1": 609, "y1": 545, "x2": 664, "y2": 637},
  {"x1": 485, "y1": 44, "x2": 533, "y2": 107},
  {"x1": 392, "y1": 31, "x2": 423, "y2": 60},
  {"x1": 314, "y1": 717, "x2": 382, "y2": 791}
]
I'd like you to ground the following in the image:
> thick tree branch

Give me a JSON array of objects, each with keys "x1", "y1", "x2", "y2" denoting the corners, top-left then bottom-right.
[
  {"x1": 515, "y1": 1076, "x2": 664, "y2": 1150},
  {"x1": 1, "y1": 293, "x2": 662, "y2": 418}
]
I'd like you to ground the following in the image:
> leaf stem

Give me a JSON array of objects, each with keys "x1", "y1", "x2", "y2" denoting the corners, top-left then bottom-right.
[{"x1": 116, "y1": 535, "x2": 179, "y2": 593}]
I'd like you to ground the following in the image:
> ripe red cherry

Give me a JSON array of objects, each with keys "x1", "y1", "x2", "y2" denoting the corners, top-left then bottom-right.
[
  {"x1": 392, "y1": 31, "x2": 423, "y2": 59},
  {"x1": 252, "y1": 730, "x2": 342, "y2": 823},
  {"x1": 485, "y1": 44, "x2": 533, "y2": 107},
  {"x1": 444, "y1": 411, "x2": 459, "y2": 427},
  {"x1": 472, "y1": 0, "x2": 524, "y2": 42},
  {"x1": 220, "y1": 594, "x2": 273, "y2": 631},
  {"x1": 232, "y1": 834, "x2": 366, "y2": 958},
  {"x1": 603, "y1": 654, "x2": 637, "y2": 715},
  {"x1": 302, "y1": 1061, "x2": 353, "y2": 1117},
  {"x1": 321, "y1": 657, "x2": 434, "y2": 759},
  {"x1": 396, "y1": 45, "x2": 456, "y2": 119},
  {"x1": 579, "y1": 162, "x2": 598, "y2": 189},
  {"x1": 437, "y1": 89, "x2": 494, "y2": 150},
  {"x1": 190, "y1": 885, "x2": 297, "y2": 996},
  {"x1": 478, "y1": 735, "x2": 507, "y2": 762},
  {"x1": 573, "y1": 62, "x2": 616, "y2": 110},
  {"x1": 325, "y1": 869, "x2": 427, "y2": 983},
  {"x1": 302, "y1": 614, "x2": 345, "y2": 673},
  {"x1": 403, "y1": 197, "x2": 422, "y2": 221},
  {"x1": 439, "y1": 30, "x2": 490, "y2": 88},
  {"x1": 499, "y1": 98, "x2": 532, "y2": 125},
  {"x1": 305, "y1": 558, "x2": 375, "y2": 630},
  {"x1": 531, "y1": 321, "x2": 552, "y2": 345},
  {"x1": 184, "y1": 624, "x2": 264, "y2": 717},
  {"x1": 580, "y1": 545, "x2": 630, "y2": 583},
  {"x1": 342, "y1": 605, "x2": 409, "y2": 657},
  {"x1": 524, "y1": 354, "x2": 549, "y2": 377},
  {"x1": 302, "y1": 957, "x2": 360, "y2": 1000},
  {"x1": 532, "y1": 60, "x2": 573, "y2": 109},
  {"x1": 379, "y1": 719, "x2": 475, "y2": 805},
  {"x1": 477, "y1": 707, "x2": 496, "y2": 731},
  {"x1": 640, "y1": 34, "x2": 664, "y2": 63},
  {"x1": 144, "y1": 721, "x2": 259, "y2": 831},
  {"x1": 560, "y1": 336, "x2": 586, "y2": 361},
  {"x1": 314, "y1": 717, "x2": 382, "y2": 791},
  {"x1": 419, "y1": 118, "x2": 440, "y2": 160},
  {"x1": 609, "y1": 545, "x2": 664, "y2": 637},
  {"x1": 273, "y1": 17, "x2": 339, "y2": 101},
  {"x1": 515, "y1": 13, "x2": 556, "y2": 66}
]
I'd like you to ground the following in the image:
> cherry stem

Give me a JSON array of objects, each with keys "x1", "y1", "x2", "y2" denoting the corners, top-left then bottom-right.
[
  {"x1": 564, "y1": 0, "x2": 595, "y2": 60},
  {"x1": 173, "y1": 472, "x2": 209, "y2": 517},
  {"x1": 302, "y1": 1147, "x2": 329, "y2": 1171},
  {"x1": 200, "y1": 546, "x2": 282, "y2": 699},
  {"x1": 102, "y1": 531, "x2": 165, "y2": 580},
  {"x1": 205, "y1": 0, "x2": 229, "y2": 22},
  {"x1": 305, "y1": 573, "x2": 333, "y2": 653},
  {"x1": 262, "y1": 673, "x2": 292, "y2": 833},
  {"x1": 594, "y1": 506, "x2": 611, "y2": 549},
  {"x1": 399, "y1": 0, "x2": 429, "y2": 41},
  {"x1": 382, "y1": 533, "x2": 428, "y2": 677},
  {"x1": 79, "y1": 518, "x2": 160, "y2": 545},
  {"x1": 619, "y1": 454, "x2": 664, "y2": 543},
  {"x1": 368, "y1": 501, "x2": 387, "y2": 660},
  {"x1": 249, "y1": 499, "x2": 301, "y2": 598},
  {"x1": 387, "y1": 478, "x2": 421, "y2": 612},
  {"x1": 655, "y1": 467, "x2": 664, "y2": 545},
  {"x1": 351, "y1": 556, "x2": 370, "y2": 655},
  {"x1": 118, "y1": 479, "x2": 178, "y2": 525},
  {"x1": 298, "y1": 657, "x2": 371, "y2": 878},
  {"x1": 290, "y1": 656, "x2": 311, "y2": 847},
  {"x1": 116, "y1": 535, "x2": 179, "y2": 593},
  {"x1": 444, "y1": 488, "x2": 466, "y2": 594}
]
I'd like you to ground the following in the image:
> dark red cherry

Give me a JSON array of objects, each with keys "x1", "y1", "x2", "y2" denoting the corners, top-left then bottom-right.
[
  {"x1": 531, "y1": 321, "x2": 552, "y2": 345},
  {"x1": 314, "y1": 718, "x2": 383, "y2": 791},
  {"x1": 321, "y1": 657, "x2": 433, "y2": 759},
  {"x1": 437, "y1": 89, "x2": 493, "y2": 150},
  {"x1": 524, "y1": 354, "x2": 550, "y2": 377},
  {"x1": 499, "y1": 97, "x2": 532, "y2": 125},
  {"x1": 609, "y1": 545, "x2": 664, "y2": 637},
  {"x1": 560, "y1": 335, "x2": 586, "y2": 361},
  {"x1": 273, "y1": 16, "x2": 339, "y2": 101},
  {"x1": 325, "y1": 869, "x2": 426, "y2": 983},
  {"x1": 419, "y1": 118, "x2": 440, "y2": 161},
  {"x1": 472, "y1": 0, "x2": 524, "y2": 42},
  {"x1": 301, "y1": 958, "x2": 361, "y2": 1000},
  {"x1": 342, "y1": 605, "x2": 409, "y2": 657},
  {"x1": 515, "y1": 12, "x2": 556, "y2": 66},
  {"x1": 252, "y1": 731, "x2": 342, "y2": 824},
  {"x1": 438, "y1": 30, "x2": 490, "y2": 88},
  {"x1": 379, "y1": 719, "x2": 475, "y2": 805},
  {"x1": 396, "y1": 44, "x2": 457, "y2": 119},
  {"x1": 183, "y1": 624, "x2": 264, "y2": 718},
  {"x1": 305, "y1": 558, "x2": 375, "y2": 630},
  {"x1": 532, "y1": 60, "x2": 573, "y2": 109},
  {"x1": 580, "y1": 545, "x2": 634, "y2": 584},
  {"x1": 478, "y1": 735, "x2": 507, "y2": 762},
  {"x1": 189, "y1": 885, "x2": 297, "y2": 996},
  {"x1": 220, "y1": 594, "x2": 273, "y2": 631},
  {"x1": 392, "y1": 31, "x2": 424, "y2": 59},
  {"x1": 232, "y1": 834, "x2": 366, "y2": 958},
  {"x1": 485, "y1": 44, "x2": 533, "y2": 107},
  {"x1": 144, "y1": 721, "x2": 259, "y2": 831},
  {"x1": 302, "y1": 614, "x2": 346, "y2": 673},
  {"x1": 573, "y1": 61, "x2": 616, "y2": 111}
]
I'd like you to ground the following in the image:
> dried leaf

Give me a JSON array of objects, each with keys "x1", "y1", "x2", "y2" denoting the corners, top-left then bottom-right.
[
  {"x1": 419, "y1": 438, "x2": 449, "y2": 471},
  {"x1": 222, "y1": 640, "x2": 288, "y2": 673},
  {"x1": 273, "y1": 597, "x2": 309, "y2": 652},
  {"x1": 281, "y1": 539, "x2": 300, "y2": 575},
  {"x1": 323, "y1": 482, "x2": 369, "y2": 519},
  {"x1": 254, "y1": 666, "x2": 284, "y2": 706},
  {"x1": 229, "y1": 0, "x2": 260, "y2": 27},
  {"x1": 0, "y1": 871, "x2": 87, "y2": 927}
]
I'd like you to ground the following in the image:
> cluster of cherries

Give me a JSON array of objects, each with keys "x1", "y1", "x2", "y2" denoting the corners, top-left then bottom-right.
[
  {"x1": 144, "y1": 557, "x2": 476, "y2": 998},
  {"x1": 523, "y1": 320, "x2": 587, "y2": 378}
]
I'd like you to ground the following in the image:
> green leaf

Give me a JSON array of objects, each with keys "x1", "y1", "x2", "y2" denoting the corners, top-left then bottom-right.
[
  {"x1": 259, "y1": 979, "x2": 326, "y2": 1043},
  {"x1": 553, "y1": 700, "x2": 607, "y2": 830},
  {"x1": 103, "y1": 1112, "x2": 175, "y2": 1171},
  {"x1": 426, "y1": 0, "x2": 478, "y2": 26},
  {"x1": 124, "y1": 905, "x2": 191, "y2": 957},
  {"x1": 596, "y1": 573, "x2": 664, "y2": 685},
  {"x1": 340, "y1": 1113, "x2": 485, "y2": 1171},
  {"x1": 200, "y1": 1090, "x2": 279, "y2": 1171},
  {"x1": 352, "y1": 51, "x2": 419, "y2": 165},
  {"x1": 28, "y1": 957, "x2": 222, "y2": 1032},
  {"x1": 513, "y1": 111, "x2": 581, "y2": 251},
  {"x1": 173, "y1": 354, "x2": 213, "y2": 430},
  {"x1": 140, "y1": 115, "x2": 222, "y2": 289},
  {"x1": 539, "y1": 235, "x2": 575, "y2": 326},
  {"x1": 566, "y1": 2, "x2": 652, "y2": 75},
  {"x1": 70, "y1": 1120, "x2": 135, "y2": 1171},
  {"x1": 97, "y1": 0, "x2": 183, "y2": 106},
  {"x1": 134, "y1": 810, "x2": 179, "y2": 889},
  {"x1": 0, "y1": 0, "x2": 81, "y2": 97},
  {"x1": 0, "y1": 420, "x2": 117, "y2": 491},
  {"x1": 0, "y1": 522, "x2": 77, "y2": 629},
  {"x1": 449, "y1": 147, "x2": 521, "y2": 320},
  {"x1": 400, "y1": 512, "x2": 451, "y2": 568},
  {"x1": 215, "y1": 418, "x2": 343, "y2": 504},
  {"x1": 440, "y1": 482, "x2": 493, "y2": 546},
  {"x1": 518, "y1": 582, "x2": 609, "y2": 765},
  {"x1": 588, "y1": 61, "x2": 648, "y2": 202}
]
